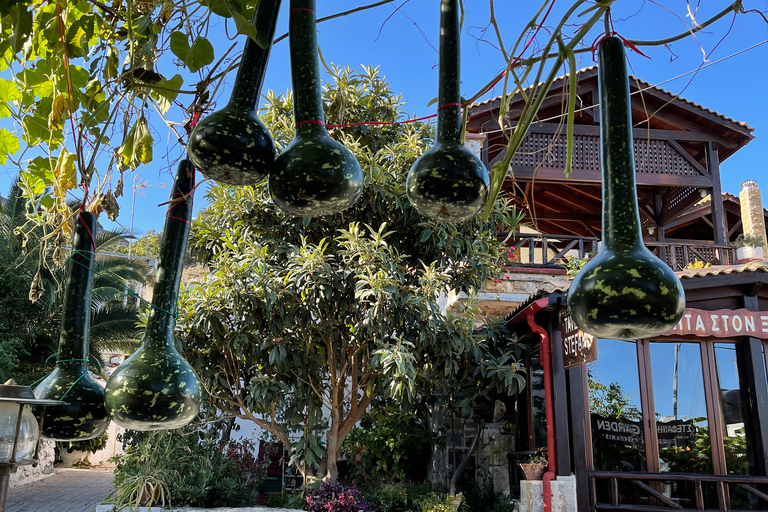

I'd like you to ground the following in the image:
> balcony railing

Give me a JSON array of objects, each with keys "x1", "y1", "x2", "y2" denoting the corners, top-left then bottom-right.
[{"x1": 503, "y1": 234, "x2": 736, "y2": 271}]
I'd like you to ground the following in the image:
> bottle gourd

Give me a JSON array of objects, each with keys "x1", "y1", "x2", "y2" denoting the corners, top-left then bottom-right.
[
  {"x1": 187, "y1": 0, "x2": 281, "y2": 186},
  {"x1": 269, "y1": 0, "x2": 363, "y2": 217},
  {"x1": 405, "y1": 0, "x2": 489, "y2": 223},
  {"x1": 567, "y1": 37, "x2": 685, "y2": 340},
  {"x1": 34, "y1": 211, "x2": 110, "y2": 441},
  {"x1": 105, "y1": 160, "x2": 202, "y2": 430}
]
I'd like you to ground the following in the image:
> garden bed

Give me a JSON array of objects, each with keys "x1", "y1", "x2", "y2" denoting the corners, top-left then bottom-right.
[{"x1": 95, "y1": 506, "x2": 302, "y2": 512}]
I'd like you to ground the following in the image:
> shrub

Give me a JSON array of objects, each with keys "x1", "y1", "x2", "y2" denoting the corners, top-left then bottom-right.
[
  {"x1": 365, "y1": 483, "x2": 449, "y2": 512},
  {"x1": 306, "y1": 482, "x2": 377, "y2": 512},
  {"x1": 732, "y1": 233, "x2": 765, "y2": 248}
]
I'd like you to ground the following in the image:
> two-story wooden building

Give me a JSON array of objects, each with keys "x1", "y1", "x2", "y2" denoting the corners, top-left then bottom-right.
[{"x1": 467, "y1": 68, "x2": 768, "y2": 511}]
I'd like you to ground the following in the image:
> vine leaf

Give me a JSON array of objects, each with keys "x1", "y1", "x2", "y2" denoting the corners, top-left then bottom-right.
[
  {"x1": 10, "y1": 5, "x2": 32, "y2": 54},
  {"x1": 53, "y1": 149, "x2": 78, "y2": 202},
  {"x1": 0, "y1": 78, "x2": 21, "y2": 118},
  {"x1": 169, "y1": 32, "x2": 214, "y2": 73},
  {"x1": 150, "y1": 74, "x2": 184, "y2": 114},
  {"x1": 118, "y1": 117, "x2": 153, "y2": 171},
  {"x1": 0, "y1": 127, "x2": 20, "y2": 164},
  {"x1": 227, "y1": 3, "x2": 266, "y2": 47}
]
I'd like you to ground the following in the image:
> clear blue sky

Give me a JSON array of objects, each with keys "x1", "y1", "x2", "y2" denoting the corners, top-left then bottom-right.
[{"x1": 2, "y1": 1, "x2": 767, "y2": 236}]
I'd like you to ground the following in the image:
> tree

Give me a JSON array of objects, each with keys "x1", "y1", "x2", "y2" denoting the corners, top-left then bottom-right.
[
  {"x1": 181, "y1": 65, "x2": 524, "y2": 483},
  {"x1": 112, "y1": 230, "x2": 162, "y2": 259},
  {"x1": 0, "y1": 179, "x2": 149, "y2": 383}
]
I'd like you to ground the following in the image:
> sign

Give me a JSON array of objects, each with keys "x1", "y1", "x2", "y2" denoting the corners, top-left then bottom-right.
[
  {"x1": 561, "y1": 311, "x2": 598, "y2": 369},
  {"x1": 656, "y1": 419, "x2": 696, "y2": 447},
  {"x1": 659, "y1": 308, "x2": 768, "y2": 338},
  {"x1": 591, "y1": 414, "x2": 644, "y2": 448}
]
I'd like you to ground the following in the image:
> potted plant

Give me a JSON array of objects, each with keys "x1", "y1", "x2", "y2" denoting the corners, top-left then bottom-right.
[
  {"x1": 519, "y1": 453, "x2": 548, "y2": 480},
  {"x1": 732, "y1": 233, "x2": 765, "y2": 262}
]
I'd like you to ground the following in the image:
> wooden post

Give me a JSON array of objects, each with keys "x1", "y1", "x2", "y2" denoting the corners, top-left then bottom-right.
[
  {"x1": 550, "y1": 317, "x2": 571, "y2": 476},
  {"x1": 744, "y1": 294, "x2": 768, "y2": 476},
  {"x1": 707, "y1": 142, "x2": 727, "y2": 245},
  {"x1": 568, "y1": 364, "x2": 590, "y2": 512}
]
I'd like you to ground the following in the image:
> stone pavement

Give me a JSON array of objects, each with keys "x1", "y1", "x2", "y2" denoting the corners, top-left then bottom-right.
[{"x1": 5, "y1": 468, "x2": 114, "y2": 512}]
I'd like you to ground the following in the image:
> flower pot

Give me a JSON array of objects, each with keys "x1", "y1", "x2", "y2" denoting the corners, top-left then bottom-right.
[
  {"x1": 736, "y1": 245, "x2": 764, "y2": 263},
  {"x1": 519, "y1": 462, "x2": 547, "y2": 480}
]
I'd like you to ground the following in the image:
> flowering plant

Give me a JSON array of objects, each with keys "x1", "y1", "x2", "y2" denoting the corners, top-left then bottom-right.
[{"x1": 306, "y1": 482, "x2": 377, "y2": 512}]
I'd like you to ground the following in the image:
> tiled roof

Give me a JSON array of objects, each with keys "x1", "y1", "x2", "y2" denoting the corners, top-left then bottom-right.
[
  {"x1": 503, "y1": 261, "x2": 768, "y2": 323},
  {"x1": 470, "y1": 66, "x2": 752, "y2": 132}
]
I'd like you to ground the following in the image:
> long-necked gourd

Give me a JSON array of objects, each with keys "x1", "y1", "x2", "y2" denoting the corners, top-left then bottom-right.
[
  {"x1": 269, "y1": 0, "x2": 363, "y2": 217},
  {"x1": 34, "y1": 211, "x2": 110, "y2": 441},
  {"x1": 567, "y1": 37, "x2": 685, "y2": 340},
  {"x1": 187, "y1": 0, "x2": 281, "y2": 186},
  {"x1": 405, "y1": 0, "x2": 489, "y2": 223},
  {"x1": 104, "y1": 160, "x2": 201, "y2": 430}
]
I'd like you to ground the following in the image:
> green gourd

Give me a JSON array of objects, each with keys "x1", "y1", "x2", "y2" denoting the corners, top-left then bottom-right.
[
  {"x1": 34, "y1": 211, "x2": 110, "y2": 441},
  {"x1": 104, "y1": 160, "x2": 202, "y2": 430},
  {"x1": 269, "y1": 0, "x2": 363, "y2": 217},
  {"x1": 405, "y1": 0, "x2": 489, "y2": 223},
  {"x1": 187, "y1": 0, "x2": 281, "y2": 186},
  {"x1": 567, "y1": 37, "x2": 685, "y2": 340}
]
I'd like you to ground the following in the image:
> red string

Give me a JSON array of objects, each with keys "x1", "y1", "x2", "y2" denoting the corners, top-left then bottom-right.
[
  {"x1": 437, "y1": 102, "x2": 463, "y2": 110},
  {"x1": 166, "y1": 215, "x2": 192, "y2": 225},
  {"x1": 590, "y1": 32, "x2": 650, "y2": 60},
  {"x1": 296, "y1": 119, "x2": 326, "y2": 127},
  {"x1": 291, "y1": 7, "x2": 315, "y2": 15},
  {"x1": 78, "y1": 211, "x2": 96, "y2": 249}
]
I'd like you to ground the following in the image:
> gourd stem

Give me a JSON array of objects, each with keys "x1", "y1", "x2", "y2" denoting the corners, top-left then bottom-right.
[
  {"x1": 289, "y1": 0, "x2": 327, "y2": 137},
  {"x1": 228, "y1": 0, "x2": 282, "y2": 111},
  {"x1": 57, "y1": 212, "x2": 96, "y2": 366},
  {"x1": 145, "y1": 161, "x2": 194, "y2": 346},
  {"x1": 598, "y1": 37, "x2": 643, "y2": 250},
  {"x1": 436, "y1": 0, "x2": 462, "y2": 145}
]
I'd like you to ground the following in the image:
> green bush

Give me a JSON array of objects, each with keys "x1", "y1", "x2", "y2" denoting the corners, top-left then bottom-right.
[
  {"x1": 366, "y1": 483, "x2": 447, "y2": 512},
  {"x1": 460, "y1": 478, "x2": 516, "y2": 512},
  {"x1": 110, "y1": 422, "x2": 265, "y2": 508}
]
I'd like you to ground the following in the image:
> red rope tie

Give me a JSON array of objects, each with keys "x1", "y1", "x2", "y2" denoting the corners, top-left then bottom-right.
[
  {"x1": 590, "y1": 31, "x2": 650, "y2": 60},
  {"x1": 437, "y1": 102, "x2": 463, "y2": 111},
  {"x1": 291, "y1": 7, "x2": 315, "y2": 15},
  {"x1": 296, "y1": 119, "x2": 326, "y2": 127},
  {"x1": 78, "y1": 211, "x2": 96, "y2": 249},
  {"x1": 166, "y1": 214, "x2": 192, "y2": 225}
]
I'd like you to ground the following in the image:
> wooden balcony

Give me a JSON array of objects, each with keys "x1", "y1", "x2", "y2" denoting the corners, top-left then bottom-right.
[{"x1": 504, "y1": 234, "x2": 736, "y2": 271}]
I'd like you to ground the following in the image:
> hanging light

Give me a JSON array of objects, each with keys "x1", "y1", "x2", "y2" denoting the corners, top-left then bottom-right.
[{"x1": 0, "y1": 380, "x2": 61, "y2": 512}]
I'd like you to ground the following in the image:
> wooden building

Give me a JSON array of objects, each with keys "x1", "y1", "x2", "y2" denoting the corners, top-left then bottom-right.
[{"x1": 468, "y1": 69, "x2": 768, "y2": 511}]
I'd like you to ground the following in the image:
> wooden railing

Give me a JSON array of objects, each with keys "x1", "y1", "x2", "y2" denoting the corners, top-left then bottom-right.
[
  {"x1": 589, "y1": 471, "x2": 768, "y2": 511},
  {"x1": 502, "y1": 234, "x2": 736, "y2": 271}
]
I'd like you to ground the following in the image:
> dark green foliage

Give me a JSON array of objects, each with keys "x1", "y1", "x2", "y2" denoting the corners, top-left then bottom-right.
[
  {"x1": 459, "y1": 478, "x2": 516, "y2": 512},
  {"x1": 306, "y1": 482, "x2": 377, "y2": 512},
  {"x1": 111, "y1": 422, "x2": 264, "y2": 508},
  {"x1": 405, "y1": 0, "x2": 488, "y2": 223},
  {"x1": 343, "y1": 411, "x2": 432, "y2": 486},
  {"x1": 59, "y1": 430, "x2": 109, "y2": 455},
  {"x1": 105, "y1": 161, "x2": 201, "y2": 430},
  {"x1": 188, "y1": 0, "x2": 281, "y2": 186},
  {"x1": 364, "y1": 483, "x2": 446, "y2": 512},
  {"x1": 568, "y1": 37, "x2": 684, "y2": 340}
]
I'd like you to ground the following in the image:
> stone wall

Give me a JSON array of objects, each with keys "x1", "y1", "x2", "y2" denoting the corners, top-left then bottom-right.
[{"x1": 9, "y1": 440, "x2": 55, "y2": 488}]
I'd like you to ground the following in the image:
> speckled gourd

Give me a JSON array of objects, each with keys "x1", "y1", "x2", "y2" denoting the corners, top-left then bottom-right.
[
  {"x1": 405, "y1": 0, "x2": 489, "y2": 223},
  {"x1": 187, "y1": 0, "x2": 281, "y2": 186},
  {"x1": 104, "y1": 160, "x2": 201, "y2": 430},
  {"x1": 567, "y1": 37, "x2": 685, "y2": 340},
  {"x1": 34, "y1": 211, "x2": 110, "y2": 441},
  {"x1": 269, "y1": 0, "x2": 363, "y2": 217}
]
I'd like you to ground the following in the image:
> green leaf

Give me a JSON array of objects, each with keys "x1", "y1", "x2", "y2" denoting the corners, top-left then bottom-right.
[
  {"x1": 150, "y1": 74, "x2": 183, "y2": 114},
  {"x1": 170, "y1": 32, "x2": 214, "y2": 73},
  {"x1": 200, "y1": 0, "x2": 233, "y2": 18},
  {"x1": 0, "y1": 128, "x2": 21, "y2": 164},
  {"x1": 0, "y1": 78, "x2": 21, "y2": 118},
  {"x1": 228, "y1": 7, "x2": 265, "y2": 47},
  {"x1": 10, "y1": 6, "x2": 33, "y2": 54}
]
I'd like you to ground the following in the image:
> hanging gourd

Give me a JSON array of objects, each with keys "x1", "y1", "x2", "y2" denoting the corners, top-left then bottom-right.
[
  {"x1": 34, "y1": 211, "x2": 110, "y2": 441},
  {"x1": 567, "y1": 37, "x2": 685, "y2": 340},
  {"x1": 187, "y1": 0, "x2": 281, "y2": 186},
  {"x1": 405, "y1": 0, "x2": 489, "y2": 223},
  {"x1": 104, "y1": 160, "x2": 202, "y2": 430},
  {"x1": 269, "y1": 0, "x2": 364, "y2": 217}
]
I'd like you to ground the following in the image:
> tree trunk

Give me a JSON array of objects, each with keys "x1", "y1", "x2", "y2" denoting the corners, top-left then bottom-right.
[
  {"x1": 449, "y1": 418, "x2": 485, "y2": 495},
  {"x1": 220, "y1": 416, "x2": 236, "y2": 445}
]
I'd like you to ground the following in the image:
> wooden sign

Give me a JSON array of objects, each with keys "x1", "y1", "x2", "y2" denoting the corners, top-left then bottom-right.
[
  {"x1": 658, "y1": 308, "x2": 768, "y2": 338},
  {"x1": 561, "y1": 311, "x2": 598, "y2": 369}
]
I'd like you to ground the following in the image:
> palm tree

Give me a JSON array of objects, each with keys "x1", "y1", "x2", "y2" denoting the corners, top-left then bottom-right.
[{"x1": 0, "y1": 179, "x2": 149, "y2": 383}]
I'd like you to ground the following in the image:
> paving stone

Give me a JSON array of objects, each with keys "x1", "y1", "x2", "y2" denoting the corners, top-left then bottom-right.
[{"x1": 5, "y1": 468, "x2": 114, "y2": 512}]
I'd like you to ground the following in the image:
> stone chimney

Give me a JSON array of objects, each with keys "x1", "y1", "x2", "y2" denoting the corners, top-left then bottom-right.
[
  {"x1": 739, "y1": 180, "x2": 768, "y2": 253},
  {"x1": 464, "y1": 132, "x2": 487, "y2": 165}
]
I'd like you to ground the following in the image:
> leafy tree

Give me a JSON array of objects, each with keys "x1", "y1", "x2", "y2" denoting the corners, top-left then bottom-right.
[
  {"x1": 181, "y1": 66, "x2": 523, "y2": 482},
  {"x1": 112, "y1": 230, "x2": 162, "y2": 259}
]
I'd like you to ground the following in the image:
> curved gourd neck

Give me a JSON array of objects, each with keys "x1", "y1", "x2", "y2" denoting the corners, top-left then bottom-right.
[
  {"x1": 289, "y1": 0, "x2": 328, "y2": 139},
  {"x1": 145, "y1": 161, "x2": 194, "y2": 348},
  {"x1": 57, "y1": 211, "x2": 96, "y2": 365},
  {"x1": 228, "y1": 0, "x2": 282, "y2": 111},
  {"x1": 598, "y1": 37, "x2": 643, "y2": 251},
  {"x1": 436, "y1": 0, "x2": 462, "y2": 145}
]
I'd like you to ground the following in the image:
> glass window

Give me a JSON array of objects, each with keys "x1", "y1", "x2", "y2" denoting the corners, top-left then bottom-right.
[
  {"x1": 529, "y1": 352, "x2": 547, "y2": 449},
  {"x1": 714, "y1": 343, "x2": 754, "y2": 476},
  {"x1": 588, "y1": 339, "x2": 646, "y2": 472},
  {"x1": 650, "y1": 342, "x2": 713, "y2": 474}
]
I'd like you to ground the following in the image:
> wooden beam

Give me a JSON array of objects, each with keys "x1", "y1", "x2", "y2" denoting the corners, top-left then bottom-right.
[
  {"x1": 707, "y1": 143, "x2": 727, "y2": 245},
  {"x1": 504, "y1": 166, "x2": 713, "y2": 187},
  {"x1": 549, "y1": 318, "x2": 572, "y2": 476},
  {"x1": 568, "y1": 363, "x2": 590, "y2": 512}
]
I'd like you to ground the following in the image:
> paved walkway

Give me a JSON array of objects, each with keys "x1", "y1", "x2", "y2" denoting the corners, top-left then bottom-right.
[{"x1": 6, "y1": 468, "x2": 114, "y2": 512}]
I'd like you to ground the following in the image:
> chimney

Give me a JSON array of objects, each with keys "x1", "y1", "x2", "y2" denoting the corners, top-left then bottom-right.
[
  {"x1": 464, "y1": 132, "x2": 487, "y2": 166},
  {"x1": 739, "y1": 180, "x2": 768, "y2": 253}
]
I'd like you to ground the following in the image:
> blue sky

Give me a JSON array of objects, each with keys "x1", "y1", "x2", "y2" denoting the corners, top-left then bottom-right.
[{"x1": 2, "y1": 1, "x2": 767, "y2": 236}]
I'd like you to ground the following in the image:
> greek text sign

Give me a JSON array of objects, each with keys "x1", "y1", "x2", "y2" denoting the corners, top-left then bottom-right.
[{"x1": 659, "y1": 308, "x2": 768, "y2": 338}]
